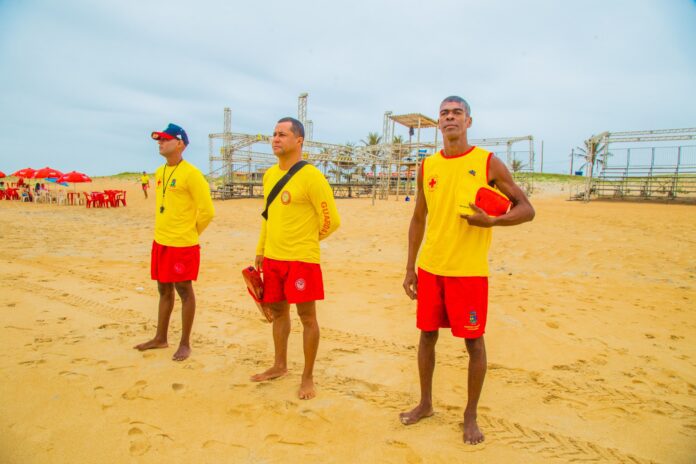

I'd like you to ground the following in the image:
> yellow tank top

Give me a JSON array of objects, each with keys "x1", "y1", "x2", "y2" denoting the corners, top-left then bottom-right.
[{"x1": 417, "y1": 147, "x2": 494, "y2": 277}]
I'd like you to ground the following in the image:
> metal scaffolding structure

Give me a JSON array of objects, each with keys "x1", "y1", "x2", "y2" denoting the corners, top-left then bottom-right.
[
  {"x1": 574, "y1": 128, "x2": 696, "y2": 201},
  {"x1": 208, "y1": 93, "x2": 537, "y2": 200}
]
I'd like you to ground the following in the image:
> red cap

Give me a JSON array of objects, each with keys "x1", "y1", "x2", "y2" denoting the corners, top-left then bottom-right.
[{"x1": 151, "y1": 131, "x2": 176, "y2": 141}]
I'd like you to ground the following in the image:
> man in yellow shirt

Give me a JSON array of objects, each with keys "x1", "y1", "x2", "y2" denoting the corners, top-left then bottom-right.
[
  {"x1": 140, "y1": 171, "x2": 150, "y2": 199},
  {"x1": 400, "y1": 97, "x2": 535, "y2": 444},
  {"x1": 252, "y1": 117, "x2": 340, "y2": 400},
  {"x1": 134, "y1": 123, "x2": 215, "y2": 361}
]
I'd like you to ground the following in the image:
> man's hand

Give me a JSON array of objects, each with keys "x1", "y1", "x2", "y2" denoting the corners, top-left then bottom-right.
[
  {"x1": 255, "y1": 254, "x2": 264, "y2": 271},
  {"x1": 461, "y1": 203, "x2": 494, "y2": 227},
  {"x1": 403, "y1": 269, "x2": 418, "y2": 300}
]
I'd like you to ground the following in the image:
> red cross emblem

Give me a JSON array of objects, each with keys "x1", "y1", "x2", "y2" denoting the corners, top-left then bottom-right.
[{"x1": 427, "y1": 175, "x2": 439, "y2": 191}]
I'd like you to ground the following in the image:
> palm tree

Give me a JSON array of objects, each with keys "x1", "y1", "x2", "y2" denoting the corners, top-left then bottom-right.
[
  {"x1": 576, "y1": 134, "x2": 611, "y2": 200},
  {"x1": 511, "y1": 159, "x2": 525, "y2": 173},
  {"x1": 361, "y1": 132, "x2": 382, "y2": 147},
  {"x1": 575, "y1": 137, "x2": 610, "y2": 177}
]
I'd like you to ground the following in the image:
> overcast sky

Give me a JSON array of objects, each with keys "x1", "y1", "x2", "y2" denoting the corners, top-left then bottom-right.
[{"x1": 1, "y1": 0, "x2": 695, "y2": 175}]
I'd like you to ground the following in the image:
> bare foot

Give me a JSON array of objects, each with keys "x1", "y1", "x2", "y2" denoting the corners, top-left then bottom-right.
[
  {"x1": 172, "y1": 345, "x2": 191, "y2": 361},
  {"x1": 463, "y1": 414, "x2": 484, "y2": 444},
  {"x1": 250, "y1": 366, "x2": 287, "y2": 382},
  {"x1": 133, "y1": 338, "x2": 168, "y2": 351},
  {"x1": 298, "y1": 377, "x2": 316, "y2": 400},
  {"x1": 399, "y1": 404, "x2": 434, "y2": 425}
]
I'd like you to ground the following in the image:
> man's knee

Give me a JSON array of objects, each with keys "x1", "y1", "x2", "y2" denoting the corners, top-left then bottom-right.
[
  {"x1": 269, "y1": 302, "x2": 289, "y2": 318},
  {"x1": 174, "y1": 281, "x2": 193, "y2": 300},
  {"x1": 465, "y1": 337, "x2": 486, "y2": 358},
  {"x1": 297, "y1": 302, "x2": 318, "y2": 327},
  {"x1": 420, "y1": 330, "x2": 439, "y2": 345},
  {"x1": 157, "y1": 282, "x2": 175, "y2": 296}
]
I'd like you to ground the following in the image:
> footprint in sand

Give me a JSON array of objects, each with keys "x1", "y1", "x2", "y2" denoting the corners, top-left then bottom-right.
[
  {"x1": 264, "y1": 434, "x2": 316, "y2": 447},
  {"x1": 98, "y1": 323, "x2": 120, "y2": 330},
  {"x1": 171, "y1": 383, "x2": 185, "y2": 392},
  {"x1": 18, "y1": 359, "x2": 46, "y2": 366},
  {"x1": 59, "y1": 370, "x2": 88, "y2": 381},
  {"x1": 107, "y1": 365, "x2": 135, "y2": 372},
  {"x1": 201, "y1": 439, "x2": 249, "y2": 458},
  {"x1": 122, "y1": 380, "x2": 152, "y2": 400},
  {"x1": 386, "y1": 440, "x2": 424, "y2": 463},
  {"x1": 128, "y1": 427, "x2": 151, "y2": 456},
  {"x1": 93, "y1": 386, "x2": 114, "y2": 410}
]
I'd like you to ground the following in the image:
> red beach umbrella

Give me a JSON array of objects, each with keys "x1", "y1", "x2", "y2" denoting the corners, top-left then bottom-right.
[
  {"x1": 0, "y1": 171, "x2": 6, "y2": 178},
  {"x1": 32, "y1": 166, "x2": 65, "y2": 179},
  {"x1": 56, "y1": 171, "x2": 92, "y2": 183},
  {"x1": 11, "y1": 167, "x2": 36, "y2": 178}
]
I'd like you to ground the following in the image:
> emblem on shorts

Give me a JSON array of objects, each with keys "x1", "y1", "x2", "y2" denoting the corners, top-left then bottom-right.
[
  {"x1": 295, "y1": 278, "x2": 306, "y2": 291},
  {"x1": 427, "y1": 175, "x2": 439, "y2": 192},
  {"x1": 469, "y1": 310, "x2": 478, "y2": 325},
  {"x1": 281, "y1": 190, "x2": 291, "y2": 205},
  {"x1": 174, "y1": 262, "x2": 186, "y2": 274},
  {"x1": 469, "y1": 169, "x2": 476, "y2": 176}
]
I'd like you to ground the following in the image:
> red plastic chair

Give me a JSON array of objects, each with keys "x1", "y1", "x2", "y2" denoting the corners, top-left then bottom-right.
[
  {"x1": 116, "y1": 190, "x2": 127, "y2": 207},
  {"x1": 84, "y1": 191, "x2": 94, "y2": 208},
  {"x1": 93, "y1": 192, "x2": 106, "y2": 208}
]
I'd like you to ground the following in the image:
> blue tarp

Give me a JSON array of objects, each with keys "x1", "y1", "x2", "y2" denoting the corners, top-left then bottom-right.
[{"x1": 45, "y1": 177, "x2": 69, "y2": 186}]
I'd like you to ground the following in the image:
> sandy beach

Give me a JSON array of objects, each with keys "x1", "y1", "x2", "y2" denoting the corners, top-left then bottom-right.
[{"x1": 0, "y1": 179, "x2": 694, "y2": 463}]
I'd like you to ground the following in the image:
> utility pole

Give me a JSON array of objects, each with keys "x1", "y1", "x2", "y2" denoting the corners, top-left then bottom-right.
[{"x1": 540, "y1": 140, "x2": 544, "y2": 173}]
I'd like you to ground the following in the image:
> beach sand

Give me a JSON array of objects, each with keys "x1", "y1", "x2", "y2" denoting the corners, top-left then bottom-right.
[{"x1": 1, "y1": 179, "x2": 694, "y2": 463}]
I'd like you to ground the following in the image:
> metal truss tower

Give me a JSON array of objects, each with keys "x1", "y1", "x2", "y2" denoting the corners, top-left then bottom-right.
[{"x1": 298, "y1": 93, "x2": 308, "y2": 126}]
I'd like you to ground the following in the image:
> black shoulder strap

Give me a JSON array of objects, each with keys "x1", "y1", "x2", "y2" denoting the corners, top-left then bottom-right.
[{"x1": 262, "y1": 161, "x2": 309, "y2": 219}]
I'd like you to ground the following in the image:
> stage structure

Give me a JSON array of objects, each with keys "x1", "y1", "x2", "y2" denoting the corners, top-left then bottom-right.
[
  {"x1": 208, "y1": 94, "x2": 537, "y2": 201},
  {"x1": 573, "y1": 128, "x2": 696, "y2": 202}
]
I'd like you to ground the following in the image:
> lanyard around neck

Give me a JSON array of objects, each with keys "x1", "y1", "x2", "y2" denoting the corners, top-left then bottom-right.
[{"x1": 160, "y1": 160, "x2": 182, "y2": 213}]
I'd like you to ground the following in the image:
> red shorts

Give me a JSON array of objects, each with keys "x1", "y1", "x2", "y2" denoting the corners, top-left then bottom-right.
[
  {"x1": 150, "y1": 241, "x2": 200, "y2": 283},
  {"x1": 262, "y1": 258, "x2": 324, "y2": 304},
  {"x1": 416, "y1": 268, "x2": 488, "y2": 338}
]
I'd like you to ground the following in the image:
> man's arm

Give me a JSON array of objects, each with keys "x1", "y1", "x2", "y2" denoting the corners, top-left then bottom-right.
[
  {"x1": 309, "y1": 170, "x2": 341, "y2": 240},
  {"x1": 255, "y1": 171, "x2": 269, "y2": 270},
  {"x1": 462, "y1": 155, "x2": 535, "y2": 227},
  {"x1": 190, "y1": 170, "x2": 215, "y2": 235},
  {"x1": 255, "y1": 220, "x2": 267, "y2": 270},
  {"x1": 403, "y1": 166, "x2": 428, "y2": 300}
]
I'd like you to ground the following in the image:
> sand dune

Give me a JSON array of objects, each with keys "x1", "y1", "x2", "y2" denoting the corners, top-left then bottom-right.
[{"x1": 0, "y1": 179, "x2": 694, "y2": 463}]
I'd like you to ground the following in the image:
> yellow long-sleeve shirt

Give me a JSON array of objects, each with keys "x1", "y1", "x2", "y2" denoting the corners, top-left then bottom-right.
[
  {"x1": 154, "y1": 159, "x2": 215, "y2": 247},
  {"x1": 256, "y1": 163, "x2": 340, "y2": 263}
]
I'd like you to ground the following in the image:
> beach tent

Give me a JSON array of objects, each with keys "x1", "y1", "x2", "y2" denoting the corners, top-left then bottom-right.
[{"x1": 0, "y1": 171, "x2": 5, "y2": 178}]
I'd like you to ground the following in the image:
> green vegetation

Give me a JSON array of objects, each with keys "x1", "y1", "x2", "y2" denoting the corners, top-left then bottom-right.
[
  {"x1": 527, "y1": 173, "x2": 586, "y2": 183},
  {"x1": 98, "y1": 171, "x2": 145, "y2": 180}
]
